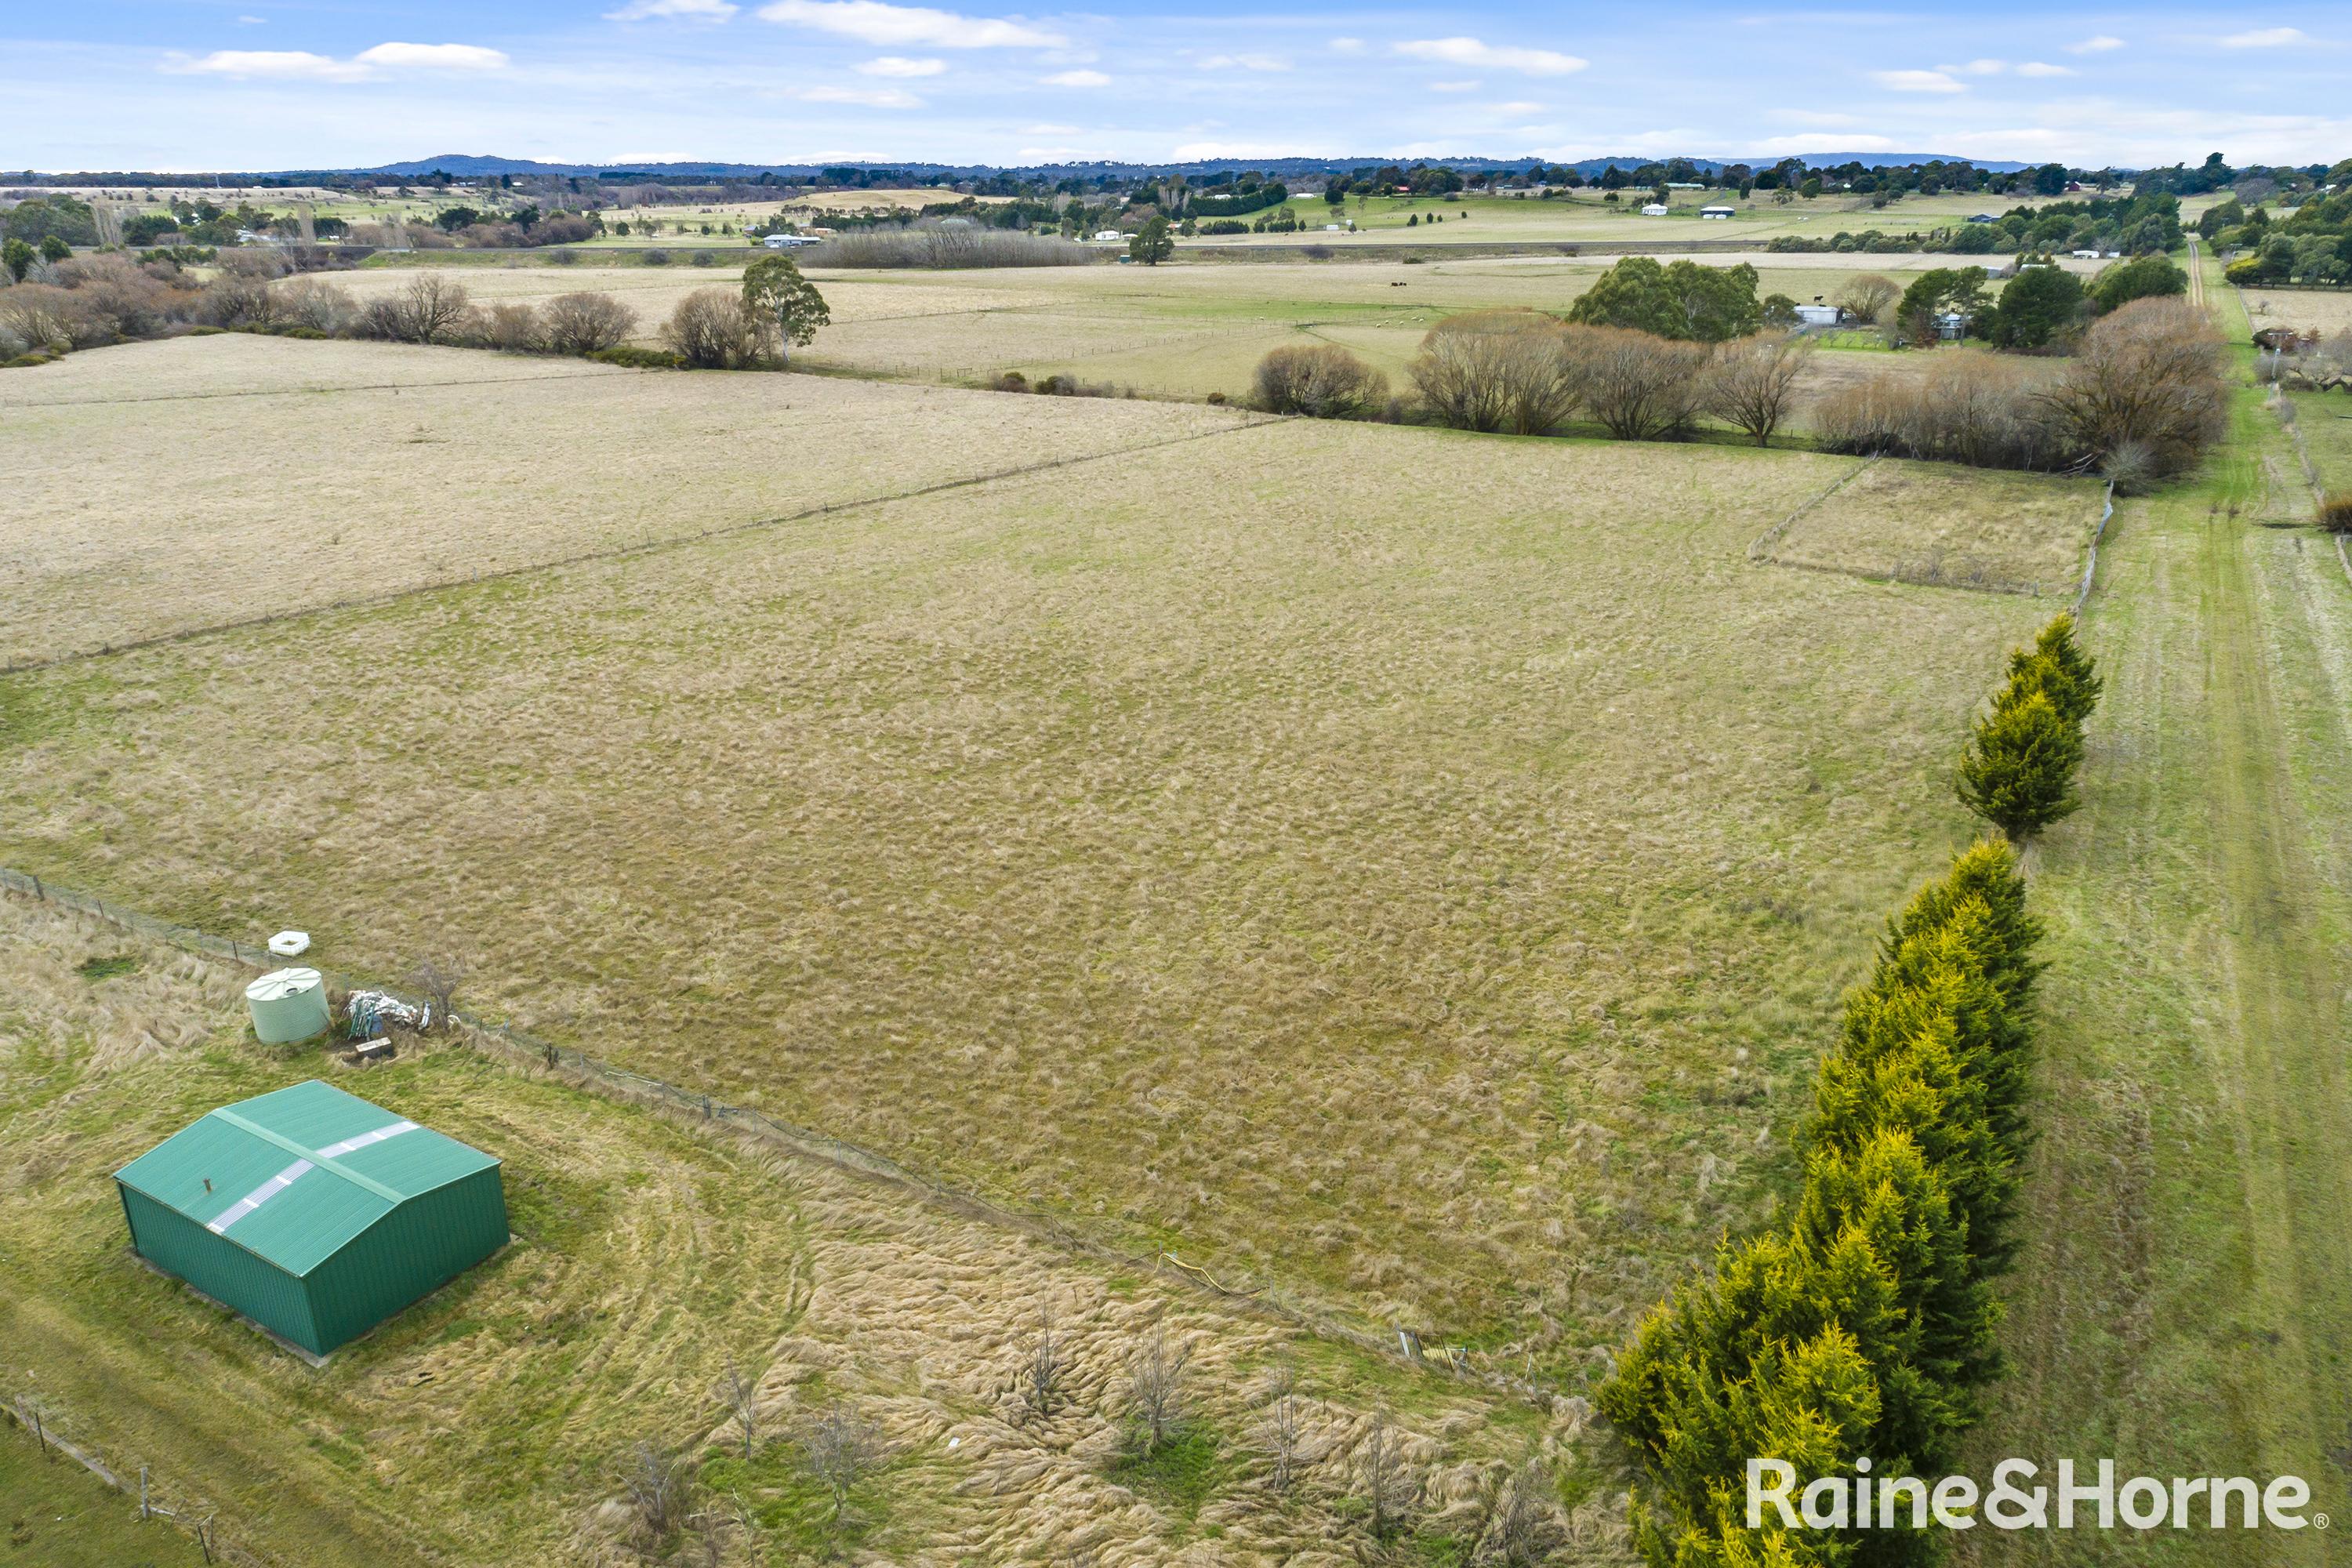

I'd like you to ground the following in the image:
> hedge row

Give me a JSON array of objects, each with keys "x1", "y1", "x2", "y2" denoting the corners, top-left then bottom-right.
[{"x1": 1597, "y1": 615, "x2": 2100, "y2": 1567}]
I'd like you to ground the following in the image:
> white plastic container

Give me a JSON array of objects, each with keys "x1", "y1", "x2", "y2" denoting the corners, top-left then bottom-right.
[{"x1": 246, "y1": 967, "x2": 330, "y2": 1045}]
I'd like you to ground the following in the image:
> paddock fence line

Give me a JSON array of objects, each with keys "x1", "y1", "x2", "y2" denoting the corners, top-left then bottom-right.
[
  {"x1": 0, "y1": 866, "x2": 1552, "y2": 1409},
  {"x1": 5, "y1": 1395, "x2": 252, "y2": 1566},
  {"x1": 2071, "y1": 481, "x2": 2118, "y2": 619},
  {"x1": 1746, "y1": 453, "x2": 1880, "y2": 561}
]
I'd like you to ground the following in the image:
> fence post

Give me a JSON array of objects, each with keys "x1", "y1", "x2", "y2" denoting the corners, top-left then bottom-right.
[{"x1": 140, "y1": 1465, "x2": 150, "y2": 1519}]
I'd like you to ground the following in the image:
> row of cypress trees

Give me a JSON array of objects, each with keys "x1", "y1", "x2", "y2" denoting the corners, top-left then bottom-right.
[
  {"x1": 1957, "y1": 615, "x2": 2103, "y2": 840},
  {"x1": 1595, "y1": 615, "x2": 2100, "y2": 1567}
]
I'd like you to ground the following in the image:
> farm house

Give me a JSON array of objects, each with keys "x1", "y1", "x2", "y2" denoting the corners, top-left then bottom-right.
[{"x1": 114, "y1": 1081, "x2": 507, "y2": 1356}]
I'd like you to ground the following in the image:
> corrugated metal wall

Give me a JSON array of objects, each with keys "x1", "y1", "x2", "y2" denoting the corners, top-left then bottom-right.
[
  {"x1": 120, "y1": 1186, "x2": 323, "y2": 1352},
  {"x1": 303, "y1": 1167, "x2": 509, "y2": 1351}
]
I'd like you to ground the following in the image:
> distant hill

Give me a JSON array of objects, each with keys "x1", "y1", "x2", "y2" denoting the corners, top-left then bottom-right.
[{"x1": 318, "y1": 150, "x2": 2034, "y2": 181}]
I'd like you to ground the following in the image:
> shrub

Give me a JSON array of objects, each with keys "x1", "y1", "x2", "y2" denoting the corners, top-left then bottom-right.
[
  {"x1": 0, "y1": 282, "x2": 105, "y2": 350},
  {"x1": 1813, "y1": 350, "x2": 2064, "y2": 470},
  {"x1": 586, "y1": 344, "x2": 684, "y2": 368},
  {"x1": 485, "y1": 302, "x2": 546, "y2": 353},
  {"x1": 2041, "y1": 297, "x2": 2226, "y2": 482},
  {"x1": 1835, "y1": 273, "x2": 1900, "y2": 324},
  {"x1": 641, "y1": 249, "x2": 672, "y2": 267},
  {"x1": 1252, "y1": 343, "x2": 1388, "y2": 418},
  {"x1": 541, "y1": 291, "x2": 637, "y2": 355},
  {"x1": 1567, "y1": 256, "x2": 1762, "y2": 342},
  {"x1": 546, "y1": 247, "x2": 581, "y2": 267},
  {"x1": 2317, "y1": 493, "x2": 2352, "y2": 534},
  {"x1": 275, "y1": 275, "x2": 358, "y2": 335},
  {"x1": 1957, "y1": 689, "x2": 2083, "y2": 838},
  {"x1": 1408, "y1": 310, "x2": 1577, "y2": 434},
  {"x1": 659, "y1": 287, "x2": 774, "y2": 368},
  {"x1": 199, "y1": 270, "x2": 280, "y2": 329},
  {"x1": 691, "y1": 250, "x2": 718, "y2": 267},
  {"x1": 2089, "y1": 253, "x2": 2187, "y2": 314},
  {"x1": 1565, "y1": 325, "x2": 1708, "y2": 441}
]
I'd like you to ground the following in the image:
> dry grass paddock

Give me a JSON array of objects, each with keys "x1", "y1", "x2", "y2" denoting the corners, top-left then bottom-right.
[
  {"x1": 310, "y1": 257, "x2": 2009, "y2": 401},
  {"x1": 1764, "y1": 459, "x2": 2107, "y2": 595},
  {"x1": 0, "y1": 334, "x2": 1258, "y2": 666},
  {"x1": 2239, "y1": 285, "x2": 2352, "y2": 341},
  {"x1": 0, "y1": 891, "x2": 1610, "y2": 1566},
  {"x1": 0, "y1": 342, "x2": 2063, "y2": 1363}
]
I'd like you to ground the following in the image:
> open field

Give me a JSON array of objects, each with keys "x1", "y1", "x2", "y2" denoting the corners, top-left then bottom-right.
[
  {"x1": 321, "y1": 254, "x2": 2075, "y2": 405},
  {"x1": 0, "y1": 891, "x2": 1601, "y2": 1567},
  {"x1": 1764, "y1": 461, "x2": 2107, "y2": 596},
  {"x1": 0, "y1": 334, "x2": 1260, "y2": 666},
  {"x1": 1, "y1": 333, "x2": 2071, "y2": 1356},
  {"x1": 2239, "y1": 285, "x2": 2352, "y2": 339},
  {"x1": 1187, "y1": 188, "x2": 2112, "y2": 249}
]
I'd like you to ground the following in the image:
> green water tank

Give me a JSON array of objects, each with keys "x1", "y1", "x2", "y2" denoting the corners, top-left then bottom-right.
[{"x1": 246, "y1": 967, "x2": 329, "y2": 1045}]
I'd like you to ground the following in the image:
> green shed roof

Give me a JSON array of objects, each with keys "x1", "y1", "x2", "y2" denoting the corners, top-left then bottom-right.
[{"x1": 114, "y1": 1082, "x2": 498, "y2": 1277}]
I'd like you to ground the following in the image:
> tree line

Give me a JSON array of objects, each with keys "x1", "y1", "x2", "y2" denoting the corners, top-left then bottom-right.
[{"x1": 1596, "y1": 613, "x2": 2101, "y2": 1566}]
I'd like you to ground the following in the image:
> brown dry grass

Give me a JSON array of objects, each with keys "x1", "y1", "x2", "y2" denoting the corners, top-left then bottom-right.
[
  {"x1": 1765, "y1": 459, "x2": 2106, "y2": 594},
  {"x1": 0, "y1": 334, "x2": 1258, "y2": 666},
  {"x1": 0, "y1": 891, "x2": 1609, "y2": 1566},
  {"x1": 0, "y1": 383, "x2": 2060, "y2": 1363}
]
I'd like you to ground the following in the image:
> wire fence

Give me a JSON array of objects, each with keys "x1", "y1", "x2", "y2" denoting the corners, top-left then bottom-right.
[
  {"x1": 0, "y1": 864, "x2": 1546, "y2": 1406},
  {"x1": 5, "y1": 1395, "x2": 247, "y2": 1566}
]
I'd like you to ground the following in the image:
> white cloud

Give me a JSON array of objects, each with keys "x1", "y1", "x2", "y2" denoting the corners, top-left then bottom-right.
[
  {"x1": 352, "y1": 42, "x2": 510, "y2": 68},
  {"x1": 164, "y1": 49, "x2": 371, "y2": 80},
  {"x1": 756, "y1": 0, "x2": 1063, "y2": 48},
  {"x1": 162, "y1": 41, "x2": 507, "y2": 80},
  {"x1": 1022, "y1": 121, "x2": 1078, "y2": 133},
  {"x1": 1392, "y1": 37, "x2": 1586, "y2": 76},
  {"x1": 2016, "y1": 60, "x2": 2075, "y2": 77},
  {"x1": 1492, "y1": 100, "x2": 1544, "y2": 116},
  {"x1": 1940, "y1": 57, "x2": 2005, "y2": 74},
  {"x1": 1871, "y1": 67, "x2": 1965, "y2": 92},
  {"x1": 1043, "y1": 67, "x2": 1109, "y2": 85},
  {"x1": 1752, "y1": 132, "x2": 1897, "y2": 153},
  {"x1": 1198, "y1": 53, "x2": 1287, "y2": 71},
  {"x1": 856, "y1": 54, "x2": 944, "y2": 74},
  {"x1": 793, "y1": 82, "x2": 921, "y2": 105},
  {"x1": 234, "y1": 13, "x2": 264, "y2": 23},
  {"x1": 1328, "y1": 36, "x2": 1366, "y2": 54},
  {"x1": 1018, "y1": 145, "x2": 1111, "y2": 160},
  {"x1": 605, "y1": 0, "x2": 739, "y2": 20},
  {"x1": 1771, "y1": 108, "x2": 1863, "y2": 127},
  {"x1": 2220, "y1": 26, "x2": 2307, "y2": 46},
  {"x1": 2065, "y1": 34, "x2": 2125, "y2": 53},
  {"x1": 1429, "y1": 78, "x2": 1481, "y2": 92}
]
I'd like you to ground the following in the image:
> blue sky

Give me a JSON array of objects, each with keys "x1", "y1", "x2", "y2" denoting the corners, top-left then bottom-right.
[{"x1": 5, "y1": 1, "x2": 2347, "y2": 171}]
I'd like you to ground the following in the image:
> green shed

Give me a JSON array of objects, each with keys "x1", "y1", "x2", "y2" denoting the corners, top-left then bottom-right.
[{"x1": 114, "y1": 1080, "x2": 507, "y2": 1356}]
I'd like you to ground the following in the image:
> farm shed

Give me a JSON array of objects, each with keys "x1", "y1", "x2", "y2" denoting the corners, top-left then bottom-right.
[
  {"x1": 1700, "y1": 205, "x2": 1737, "y2": 220},
  {"x1": 114, "y1": 1080, "x2": 507, "y2": 1356}
]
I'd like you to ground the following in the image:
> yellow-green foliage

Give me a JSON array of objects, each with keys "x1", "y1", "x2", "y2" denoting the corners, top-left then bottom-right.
[
  {"x1": 1958, "y1": 614, "x2": 2102, "y2": 839},
  {"x1": 1598, "y1": 838, "x2": 2044, "y2": 1568}
]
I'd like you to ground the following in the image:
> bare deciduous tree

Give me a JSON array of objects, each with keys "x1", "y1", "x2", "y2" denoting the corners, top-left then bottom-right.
[
  {"x1": 1564, "y1": 326, "x2": 1709, "y2": 441},
  {"x1": 1258, "y1": 1361, "x2": 1303, "y2": 1493},
  {"x1": 1356, "y1": 1411, "x2": 1419, "y2": 1541},
  {"x1": 1836, "y1": 272, "x2": 1900, "y2": 325},
  {"x1": 541, "y1": 290, "x2": 638, "y2": 355},
  {"x1": 717, "y1": 1354, "x2": 760, "y2": 1459},
  {"x1": 1125, "y1": 1327, "x2": 1189, "y2": 1456},
  {"x1": 1409, "y1": 310, "x2": 1580, "y2": 435},
  {"x1": 409, "y1": 954, "x2": 468, "y2": 1029},
  {"x1": 368, "y1": 273, "x2": 473, "y2": 344},
  {"x1": 1025, "y1": 1312, "x2": 1067, "y2": 1421},
  {"x1": 622, "y1": 1439, "x2": 691, "y2": 1545},
  {"x1": 1472, "y1": 1457, "x2": 1564, "y2": 1566},
  {"x1": 484, "y1": 302, "x2": 545, "y2": 354},
  {"x1": 1706, "y1": 332, "x2": 1813, "y2": 448},
  {"x1": 1253, "y1": 343, "x2": 1389, "y2": 418},
  {"x1": 2041, "y1": 297, "x2": 2227, "y2": 485},
  {"x1": 800, "y1": 1404, "x2": 884, "y2": 1527},
  {"x1": 662, "y1": 288, "x2": 775, "y2": 368}
]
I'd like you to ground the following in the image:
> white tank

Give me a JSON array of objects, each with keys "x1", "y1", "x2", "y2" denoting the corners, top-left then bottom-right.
[{"x1": 245, "y1": 967, "x2": 330, "y2": 1045}]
